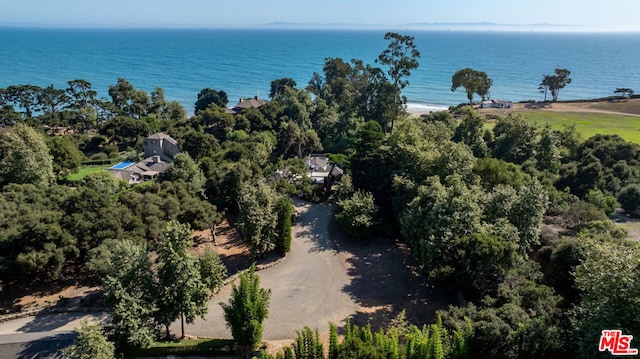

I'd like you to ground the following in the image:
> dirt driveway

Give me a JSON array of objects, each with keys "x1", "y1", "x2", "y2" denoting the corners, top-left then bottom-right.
[{"x1": 174, "y1": 198, "x2": 452, "y2": 340}]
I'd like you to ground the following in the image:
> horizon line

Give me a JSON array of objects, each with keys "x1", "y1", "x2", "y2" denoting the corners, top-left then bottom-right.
[{"x1": 1, "y1": 22, "x2": 639, "y2": 33}]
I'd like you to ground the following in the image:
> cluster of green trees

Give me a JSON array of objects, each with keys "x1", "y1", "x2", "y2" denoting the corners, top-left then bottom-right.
[
  {"x1": 94, "y1": 221, "x2": 226, "y2": 347},
  {"x1": 0, "y1": 78, "x2": 186, "y2": 130},
  {"x1": 449, "y1": 67, "x2": 573, "y2": 104},
  {"x1": 331, "y1": 105, "x2": 640, "y2": 357}
]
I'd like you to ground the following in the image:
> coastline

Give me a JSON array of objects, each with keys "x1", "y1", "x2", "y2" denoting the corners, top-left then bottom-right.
[
  {"x1": 405, "y1": 102, "x2": 450, "y2": 116},
  {"x1": 406, "y1": 98, "x2": 640, "y2": 117}
]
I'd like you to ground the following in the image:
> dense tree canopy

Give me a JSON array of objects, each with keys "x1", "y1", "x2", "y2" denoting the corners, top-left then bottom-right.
[{"x1": 0, "y1": 123, "x2": 55, "y2": 187}]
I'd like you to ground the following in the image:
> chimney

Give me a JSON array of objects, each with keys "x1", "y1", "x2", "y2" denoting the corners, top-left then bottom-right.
[
  {"x1": 239, "y1": 98, "x2": 243, "y2": 103},
  {"x1": 153, "y1": 155, "x2": 160, "y2": 163},
  {"x1": 254, "y1": 95, "x2": 259, "y2": 101}
]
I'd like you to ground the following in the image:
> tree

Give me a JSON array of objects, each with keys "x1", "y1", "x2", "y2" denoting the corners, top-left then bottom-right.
[
  {"x1": 453, "y1": 110, "x2": 489, "y2": 157},
  {"x1": 5, "y1": 84, "x2": 42, "y2": 118},
  {"x1": 236, "y1": 182, "x2": 279, "y2": 255},
  {"x1": 614, "y1": 87, "x2": 634, "y2": 99},
  {"x1": 536, "y1": 123, "x2": 561, "y2": 173},
  {"x1": 274, "y1": 196, "x2": 293, "y2": 254},
  {"x1": 162, "y1": 152, "x2": 206, "y2": 196},
  {"x1": 335, "y1": 190, "x2": 379, "y2": 238},
  {"x1": 618, "y1": 184, "x2": 640, "y2": 217},
  {"x1": 399, "y1": 175, "x2": 483, "y2": 272},
  {"x1": 108, "y1": 78, "x2": 150, "y2": 118},
  {"x1": 198, "y1": 246, "x2": 227, "y2": 294},
  {"x1": 155, "y1": 221, "x2": 210, "y2": 339},
  {"x1": 571, "y1": 239, "x2": 640, "y2": 358},
  {"x1": 442, "y1": 233, "x2": 518, "y2": 300},
  {"x1": 195, "y1": 88, "x2": 228, "y2": 113},
  {"x1": 451, "y1": 68, "x2": 492, "y2": 104},
  {"x1": 220, "y1": 263, "x2": 271, "y2": 359},
  {"x1": 270, "y1": 77, "x2": 297, "y2": 99},
  {"x1": 99, "y1": 116, "x2": 151, "y2": 144},
  {"x1": 585, "y1": 188, "x2": 617, "y2": 216},
  {"x1": 102, "y1": 240, "x2": 158, "y2": 347},
  {"x1": 61, "y1": 320, "x2": 115, "y2": 359},
  {"x1": 66, "y1": 79, "x2": 97, "y2": 110},
  {"x1": 280, "y1": 121, "x2": 323, "y2": 159},
  {"x1": 47, "y1": 136, "x2": 83, "y2": 176},
  {"x1": 0, "y1": 123, "x2": 55, "y2": 187},
  {"x1": 539, "y1": 69, "x2": 571, "y2": 102},
  {"x1": 492, "y1": 113, "x2": 539, "y2": 165},
  {"x1": 37, "y1": 84, "x2": 70, "y2": 115},
  {"x1": 376, "y1": 32, "x2": 420, "y2": 132}
]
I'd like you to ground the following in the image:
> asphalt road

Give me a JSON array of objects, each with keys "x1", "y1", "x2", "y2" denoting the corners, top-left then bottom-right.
[
  {"x1": 0, "y1": 312, "x2": 106, "y2": 358},
  {"x1": 172, "y1": 199, "x2": 358, "y2": 340}
]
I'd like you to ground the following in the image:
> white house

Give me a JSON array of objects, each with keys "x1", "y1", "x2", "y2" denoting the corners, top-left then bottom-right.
[{"x1": 479, "y1": 99, "x2": 513, "y2": 109}]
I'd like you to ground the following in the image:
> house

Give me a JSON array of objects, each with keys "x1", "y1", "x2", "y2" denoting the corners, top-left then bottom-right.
[
  {"x1": 479, "y1": 99, "x2": 513, "y2": 109},
  {"x1": 225, "y1": 96, "x2": 267, "y2": 115},
  {"x1": 306, "y1": 154, "x2": 344, "y2": 187},
  {"x1": 143, "y1": 132, "x2": 180, "y2": 160},
  {"x1": 109, "y1": 133, "x2": 179, "y2": 184}
]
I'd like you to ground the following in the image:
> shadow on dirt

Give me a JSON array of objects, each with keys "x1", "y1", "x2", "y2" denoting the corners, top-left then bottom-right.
[{"x1": 337, "y1": 230, "x2": 455, "y2": 331}]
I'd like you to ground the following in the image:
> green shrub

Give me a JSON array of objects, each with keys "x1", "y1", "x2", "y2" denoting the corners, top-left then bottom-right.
[
  {"x1": 89, "y1": 152, "x2": 109, "y2": 161},
  {"x1": 584, "y1": 188, "x2": 617, "y2": 216},
  {"x1": 275, "y1": 196, "x2": 293, "y2": 254},
  {"x1": 619, "y1": 184, "x2": 640, "y2": 217}
]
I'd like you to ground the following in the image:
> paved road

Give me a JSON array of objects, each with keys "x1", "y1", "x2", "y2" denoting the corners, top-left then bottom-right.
[
  {"x1": 0, "y1": 312, "x2": 106, "y2": 358},
  {"x1": 172, "y1": 199, "x2": 358, "y2": 340}
]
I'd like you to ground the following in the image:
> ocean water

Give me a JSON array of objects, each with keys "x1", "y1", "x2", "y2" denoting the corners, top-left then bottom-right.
[{"x1": 1, "y1": 28, "x2": 639, "y2": 114}]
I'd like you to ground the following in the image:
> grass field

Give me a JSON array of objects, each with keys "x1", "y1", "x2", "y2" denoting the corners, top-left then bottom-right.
[
  {"x1": 519, "y1": 111, "x2": 640, "y2": 144},
  {"x1": 65, "y1": 165, "x2": 111, "y2": 181}
]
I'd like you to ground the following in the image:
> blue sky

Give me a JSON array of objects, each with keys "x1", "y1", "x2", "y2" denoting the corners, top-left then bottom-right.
[{"x1": 1, "y1": 0, "x2": 639, "y2": 31}]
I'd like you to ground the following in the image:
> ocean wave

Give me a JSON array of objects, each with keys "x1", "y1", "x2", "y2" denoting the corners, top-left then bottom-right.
[{"x1": 405, "y1": 102, "x2": 450, "y2": 113}]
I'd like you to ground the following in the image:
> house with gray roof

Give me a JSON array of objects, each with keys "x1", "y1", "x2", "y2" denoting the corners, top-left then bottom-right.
[
  {"x1": 225, "y1": 96, "x2": 267, "y2": 115},
  {"x1": 306, "y1": 154, "x2": 344, "y2": 186},
  {"x1": 109, "y1": 133, "x2": 179, "y2": 184}
]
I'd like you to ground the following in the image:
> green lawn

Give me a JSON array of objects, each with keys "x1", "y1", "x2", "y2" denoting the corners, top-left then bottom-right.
[
  {"x1": 518, "y1": 111, "x2": 640, "y2": 144},
  {"x1": 65, "y1": 165, "x2": 111, "y2": 181},
  {"x1": 118, "y1": 338, "x2": 234, "y2": 358}
]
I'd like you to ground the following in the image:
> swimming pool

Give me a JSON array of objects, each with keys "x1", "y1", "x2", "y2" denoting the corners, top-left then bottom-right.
[{"x1": 110, "y1": 161, "x2": 136, "y2": 170}]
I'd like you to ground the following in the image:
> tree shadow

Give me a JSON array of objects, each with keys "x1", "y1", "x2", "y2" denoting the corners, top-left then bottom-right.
[
  {"x1": 524, "y1": 102, "x2": 552, "y2": 109},
  {"x1": 340, "y1": 236, "x2": 455, "y2": 331},
  {"x1": 292, "y1": 198, "x2": 337, "y2": 254},
  {"x1": 16, "y1": 312, "x2": 106, "y2": 333},
  {"x1": 15, "y1": 333, "x2": 76, "y2": 359}
]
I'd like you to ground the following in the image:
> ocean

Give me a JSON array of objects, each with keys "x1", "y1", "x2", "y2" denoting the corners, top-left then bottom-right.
[{"x1": 1, "y1": 28, "x2": 639, "y2": 114}]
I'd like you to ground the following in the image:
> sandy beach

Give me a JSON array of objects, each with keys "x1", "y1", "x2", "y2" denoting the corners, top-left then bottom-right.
[{"x1": 407, "y1": 98, "x2": 640, "y2": 117}]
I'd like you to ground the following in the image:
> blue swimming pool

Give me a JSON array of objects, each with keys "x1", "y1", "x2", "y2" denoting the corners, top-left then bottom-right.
[{"x1": 110, "y1": 161, "x2": 135, "y2": 170}]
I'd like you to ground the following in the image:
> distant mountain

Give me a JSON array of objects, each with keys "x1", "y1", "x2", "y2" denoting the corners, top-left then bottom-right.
[{"x1": 265, "y1": 21, "x2": 583, "y2": 31}]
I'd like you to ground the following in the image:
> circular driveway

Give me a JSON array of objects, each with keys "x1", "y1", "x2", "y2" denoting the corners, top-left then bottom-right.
[{"x1": 173, "y1": 199, "x2": 358, "y2": 340}]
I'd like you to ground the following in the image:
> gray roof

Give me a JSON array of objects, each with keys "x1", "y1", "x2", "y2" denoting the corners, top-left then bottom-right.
[{"x1": 145, "y1": 132, "x2": 178, "y2": 145}]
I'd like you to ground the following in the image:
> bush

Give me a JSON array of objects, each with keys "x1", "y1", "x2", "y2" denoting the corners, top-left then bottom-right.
[
  {"x1": 618, "y1": 184, "x2": 640, "y2": 217},
  {"x1": 275, "y1": 196, "x2": 293, "y2": 255},
  {"x1": 335, "y1": 190, "x2": 378, "y2": 238},
  {"x1": 89, "y1": 152, "x2": 109, "y2": 161},
  {"x1": 584, "y1": 188, "x2": 617, "y2": 216}
]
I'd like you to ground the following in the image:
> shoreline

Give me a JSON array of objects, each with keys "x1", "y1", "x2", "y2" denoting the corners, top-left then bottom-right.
[{"x1": 406, "y1": 97, "x2": 640, "y2": 117}]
